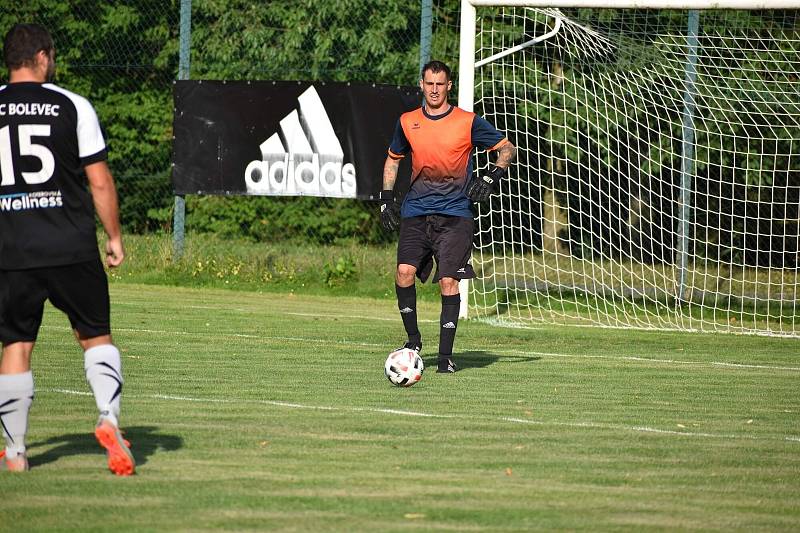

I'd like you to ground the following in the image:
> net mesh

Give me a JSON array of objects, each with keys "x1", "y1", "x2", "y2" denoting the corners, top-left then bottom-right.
[{"x1": 470, "y1": 7, "x2": 800, "y2": 337}]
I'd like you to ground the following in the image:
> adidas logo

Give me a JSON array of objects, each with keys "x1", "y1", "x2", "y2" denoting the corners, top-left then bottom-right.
[
  {"x1": 442, "y1": 322, "x2": 456, "y2": 329},
  {"x1": 399, "y1": 307, "x2": 414, "y2": 314},
  {"x1": 456, "y1": 267, "x2": 466, "y2": 274},
  {"x1": 244, "y1": 86, "x2": 356, "y2": 198}
]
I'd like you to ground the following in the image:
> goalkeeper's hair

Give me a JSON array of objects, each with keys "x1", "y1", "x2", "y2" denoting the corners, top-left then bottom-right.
[{"x1": 421, "y1": 60, "x2": 451, "y2": 82}]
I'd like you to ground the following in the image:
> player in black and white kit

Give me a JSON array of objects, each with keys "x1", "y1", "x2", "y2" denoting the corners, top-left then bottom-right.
[{"x1": 0, "y1": 24, "x2": 134, "y2": 475}]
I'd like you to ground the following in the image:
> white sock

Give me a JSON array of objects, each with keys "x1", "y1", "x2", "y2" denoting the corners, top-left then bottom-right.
[
  {"x1": 0, "y1": 371, "x2": 34, "y2": 458},
  {"x1": 84, "y1": 345, "x2": 123, "y2": 427}
]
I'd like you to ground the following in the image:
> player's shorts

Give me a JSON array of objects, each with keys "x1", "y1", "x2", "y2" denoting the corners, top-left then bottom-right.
[
  {"x1": 397, "y1": 214, "x2": 476, "y2": 283},
  {"x1": 0, "y1": 259, "x2": 111, "y2": 344}
]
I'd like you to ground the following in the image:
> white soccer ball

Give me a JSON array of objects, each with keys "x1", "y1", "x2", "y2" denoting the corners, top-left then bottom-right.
[{"x1": 384, "y1": 348, "x2": 424, "y2": 387}]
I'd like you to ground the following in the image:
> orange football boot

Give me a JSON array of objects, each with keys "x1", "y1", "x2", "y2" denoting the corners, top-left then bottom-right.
[{"x1": 94, "y1": 418, "x2": 135, "y2": 476}]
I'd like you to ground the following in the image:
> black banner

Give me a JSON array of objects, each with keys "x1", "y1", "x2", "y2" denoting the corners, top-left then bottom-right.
[{"x1": 171, "y1": 80, "x2": 419, "y2": 199}]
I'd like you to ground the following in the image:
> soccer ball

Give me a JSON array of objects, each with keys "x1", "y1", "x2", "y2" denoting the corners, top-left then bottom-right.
[{"x1": 384, "y1": 348, "x2": 424, "y2": 387}]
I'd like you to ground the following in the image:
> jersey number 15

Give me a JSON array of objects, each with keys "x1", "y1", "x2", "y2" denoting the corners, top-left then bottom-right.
[{"x1": 0, "y1": 124, "x2": 55, "y2": 186}]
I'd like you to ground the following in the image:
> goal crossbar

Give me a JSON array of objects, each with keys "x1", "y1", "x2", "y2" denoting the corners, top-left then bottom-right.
[{"x1": 466, "y1": 0, "x2": 800, "y2": 8}]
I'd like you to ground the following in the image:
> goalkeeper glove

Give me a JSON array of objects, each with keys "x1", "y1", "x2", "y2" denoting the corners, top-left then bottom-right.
[
  {"x1": 466, "y1": 166, "x2": 506, "y2": 203},
  {"x1": 379, "y1": 189, "x2": 401, "y2": 232}
]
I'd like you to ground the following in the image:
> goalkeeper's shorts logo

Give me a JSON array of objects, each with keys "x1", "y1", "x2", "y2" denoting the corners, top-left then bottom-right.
[{"x1": 244, "y1": 86, "x2": 356, "y2": 198}]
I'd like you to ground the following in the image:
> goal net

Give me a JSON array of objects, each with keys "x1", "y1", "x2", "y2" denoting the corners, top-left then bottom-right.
[{"x1": 459, "y1": 1, "x2": 800, "y2": 337}]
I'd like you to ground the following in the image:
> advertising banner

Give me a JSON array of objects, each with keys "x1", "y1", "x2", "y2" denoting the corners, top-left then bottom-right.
[{"x1": 171, "y1": 80, "x2": 419, "y2": 199}]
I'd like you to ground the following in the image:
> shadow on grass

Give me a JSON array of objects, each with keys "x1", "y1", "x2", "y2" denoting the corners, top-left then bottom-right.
[
  {"x1": 423, "y1": 351, "x2": 541, "y2": 372},
  {"x1": 27, "y1": 426, "x2": 183, "y2": 469}
]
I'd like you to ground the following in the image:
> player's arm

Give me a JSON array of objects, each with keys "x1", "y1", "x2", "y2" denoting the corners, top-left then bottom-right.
[
  {"x1": 494, "y1": 140, "x2": 516, "y2": 169},
  {"x1": 467, "y1": 117, "x2": 517, "y2": 203},
  {"x1": 85, "y1": 161, "x2": 124, "y2": 268},
  {"x1": 383, "y1": 155, "x2": 401, "y2": 190},
  {"x1": 379, "y1": 119, "x2": 409, "y2": 231},
  {"x1": 379, "y1": 155, "x2": 403, "y2": 231}
]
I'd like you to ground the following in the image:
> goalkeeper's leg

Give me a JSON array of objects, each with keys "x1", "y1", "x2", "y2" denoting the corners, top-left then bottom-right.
[
  {"x1": 437, "y1": 282, "x2": 460, "y2": 373},
  {"x1": 396, "y1": 266, "x2": 422, "y2": 353},
  {"x1": 395, "y1": 217, "x2": 434, "y2": 355},
  {"x1": 431, "y1": 215, "x2": 475, "y2": 373}
]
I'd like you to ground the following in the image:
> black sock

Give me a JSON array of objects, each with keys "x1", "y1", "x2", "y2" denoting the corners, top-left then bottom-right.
[
  {"x1": 438, "y1": 294, "x2": 460, "y2": 358},
  {"x1": 396, "y1": 284, "x2": 420, "y2": 344}
]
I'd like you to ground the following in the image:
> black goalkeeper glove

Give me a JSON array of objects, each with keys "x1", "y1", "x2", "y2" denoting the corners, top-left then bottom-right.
[
  {"x1": 379, "y1": 189, "x2": 401, "y2": 232},
  {"x1": 466, "y1": 166, "x2": 507, "y2": 203}
]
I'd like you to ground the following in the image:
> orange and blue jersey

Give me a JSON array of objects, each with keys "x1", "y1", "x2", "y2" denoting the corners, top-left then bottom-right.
[{"x1": 388, "y1": 105, "x2": 507, "y2": 218}]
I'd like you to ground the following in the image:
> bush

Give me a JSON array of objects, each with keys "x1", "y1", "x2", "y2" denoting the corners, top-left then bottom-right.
[
  {"x1": 183, "y1": 195, "x2": 392, "y2": 245},
  {"x1": 116, "y1": 170, "x2": 173, "y2": 233}
]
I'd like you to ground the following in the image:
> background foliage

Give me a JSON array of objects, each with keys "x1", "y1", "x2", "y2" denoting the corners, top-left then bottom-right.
[
  {"x1": 1, "y1": 3, "x2": 796, "y2": 264},
  {"x1": 1, "y1": 0, "x2": 461, "y2": 245}
]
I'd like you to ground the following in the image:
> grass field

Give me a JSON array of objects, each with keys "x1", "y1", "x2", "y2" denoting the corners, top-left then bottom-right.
[{"x1": 3, "y1": 283, "x2": 799, "y2": 531}]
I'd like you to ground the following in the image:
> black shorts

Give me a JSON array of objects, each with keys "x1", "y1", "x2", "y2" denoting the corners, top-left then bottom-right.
[
  {"x1": 0, "y1": 259, "x2": 111, "y2": 344},
  {"x1": 397, "y1": 215, "x2": 476, "y2": 283}
]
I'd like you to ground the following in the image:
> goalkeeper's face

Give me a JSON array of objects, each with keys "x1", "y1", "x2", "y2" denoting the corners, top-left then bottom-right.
[{"x1": 420, "y1": 70, "x2": 452, "y2": 112}]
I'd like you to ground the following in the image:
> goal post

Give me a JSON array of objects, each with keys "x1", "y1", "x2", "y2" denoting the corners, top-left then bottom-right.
[{"x1": 458, "y1": 0, "x2": 800, "y2": 337}]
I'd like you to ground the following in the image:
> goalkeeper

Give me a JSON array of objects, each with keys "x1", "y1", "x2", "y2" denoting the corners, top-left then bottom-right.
[{"x1": 380, "y1": 60, "x2": 515, "y2": 373}]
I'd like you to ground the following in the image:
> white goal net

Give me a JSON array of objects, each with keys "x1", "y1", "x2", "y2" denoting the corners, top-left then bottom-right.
[{"x1": 460, "y1": 1, "x2": 800, "y2": 337}]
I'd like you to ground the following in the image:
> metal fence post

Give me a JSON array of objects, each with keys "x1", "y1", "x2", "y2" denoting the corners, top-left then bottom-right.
[
  {"x1": 173, "y1": 0, "x2": 192, "y2": 261},
  {"x1": 677, "y1": 10, "x2": 699, "y2": 303},
  {"x1": 419, "y1": 0, "x2": 433, "y2": 77}
]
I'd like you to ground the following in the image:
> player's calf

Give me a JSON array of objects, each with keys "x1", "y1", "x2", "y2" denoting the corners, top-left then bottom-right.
[
  {"x1": 0, "y1": 370, "x2": 34, "y2": 471},
  {"x1": 437, "y1": 293, "x2": 460, "y2": 373}
]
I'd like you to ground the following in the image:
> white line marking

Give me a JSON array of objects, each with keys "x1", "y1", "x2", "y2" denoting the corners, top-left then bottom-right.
[
  {"x1": 629, "y1": 426, "x2": 740, "y2": 439},
  {"x1": 50, "y1": 388, "x2": 92, "y2": 397},
  {"x1": 710, "y1": 361, "x2": 800, "y2": 371},
  {"x1": 152, "y1": 393, "x2": 335, "y2": 410},
  {"x1": 503, "y1": 349, "x2": 800, "y2": 372},
  {"x1": 39, "y1": 326, "x2": 800, "y2": 371},
  {"x1": 43, "y1": 388, "x2": 795, "y2": 443},
  {"x1": 41, "y1": 325, "x2": 385, "y2": 348},
  {"x1": 501, "y1": 417, "x2": 758, "y2": 440},
  {"x1": 287, "y1": 312, "x2": 439, "y2": 324},
  {"x1": 354, "y1": 407, "x2": 451, "y2": 418},
  {"x1": 118, "y1": 304, "x2": 433, "y2": 323}
]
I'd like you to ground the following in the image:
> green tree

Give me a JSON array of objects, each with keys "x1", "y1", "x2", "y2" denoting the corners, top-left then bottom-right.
[
  {"x1": 1, "y1": 0, "x2": 179, "y2": 233},
  {"x1": 1, "y1": 1, "x2": 430, "y2": 242}
]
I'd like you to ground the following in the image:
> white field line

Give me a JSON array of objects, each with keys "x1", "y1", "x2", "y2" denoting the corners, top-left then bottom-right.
[
  {"x1": 41, "y1": 324, "x2": 385, "y2": 348},
  {"x1": 40, "y1": 324, "x2": 800, "y2": 371},
  {"x1": 285, "y1": 311, "x2": 439, "y2": 324},
  {"x1": 501, "y1": 417, "x2": 744, "y2": 439},
  {"x1": 45, "y1": 388, "x2": 797, "y2": 443},
  {"x1": 106, "y1": 297, "x2": 800, "y2": 338},
  {"x1": 503, "y1": 349, "x2": 800, "y2": 372},
  {"x1": 117, "y1": 303, "x2": 436, "y2": 323}
]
